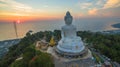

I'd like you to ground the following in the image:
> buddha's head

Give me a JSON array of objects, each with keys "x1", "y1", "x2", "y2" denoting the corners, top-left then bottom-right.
[{"x1": 64, "y1": 11, "x2": 73, "y2": 25}]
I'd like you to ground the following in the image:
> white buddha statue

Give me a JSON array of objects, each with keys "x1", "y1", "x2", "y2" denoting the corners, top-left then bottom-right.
[{"x1": 56, "y1": 11, "x2": 85, "y2": 54}]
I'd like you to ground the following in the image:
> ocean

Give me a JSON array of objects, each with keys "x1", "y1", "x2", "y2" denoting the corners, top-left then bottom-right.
[{"x1": 0, "y1": 18, "x2": 120, "y2": 41}]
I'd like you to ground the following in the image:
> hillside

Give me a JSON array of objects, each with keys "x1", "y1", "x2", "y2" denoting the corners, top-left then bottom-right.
[{"x1": 0, "y1": 30, "x2": 120, "y2": 67}]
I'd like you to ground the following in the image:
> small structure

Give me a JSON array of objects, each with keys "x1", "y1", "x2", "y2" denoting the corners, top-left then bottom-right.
[
  {"x1": 103, "y1": 61, "x2": 112, "y2": 67},
  {"x1": 113, "y1": 62, "x2": 120, "y2": 67},
  {"x1": 36, "y1": 37, "x2": 48, "y2": 51},
  {"x1": 49, "y1": 36, "x2": 56, "y2": 47}
]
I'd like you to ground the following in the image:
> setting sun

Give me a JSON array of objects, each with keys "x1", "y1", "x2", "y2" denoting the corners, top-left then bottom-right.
[{"x1": 16, "y1": 20, "x2": 20, "y2": 23}]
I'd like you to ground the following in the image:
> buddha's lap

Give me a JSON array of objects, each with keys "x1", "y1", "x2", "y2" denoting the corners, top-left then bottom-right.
[{"x1": 62, "y1": 37, "x2": 81, "y2": 42}]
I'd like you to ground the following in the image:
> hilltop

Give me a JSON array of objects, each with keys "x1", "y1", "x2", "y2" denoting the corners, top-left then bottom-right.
[{"x1": 0, "y1": 30, "x2": 120, "y2": 67}]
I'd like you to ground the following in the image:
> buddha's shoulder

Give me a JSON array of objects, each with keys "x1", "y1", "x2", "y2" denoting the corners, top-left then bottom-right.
[
  {"x1": 62, "y1": 25, "x2": 68, "y2": 29},
  {"x1": 62, "y1": 25, "x2": 75, "y2": 27}
]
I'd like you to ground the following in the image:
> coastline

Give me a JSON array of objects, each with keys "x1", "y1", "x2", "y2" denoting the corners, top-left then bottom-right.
[
  {"x1": 0, "y1": 39, "x2": 21, "y2": 58},
  {"x1": 112, "y1": 23, "x2": 120, "y2": 28}
]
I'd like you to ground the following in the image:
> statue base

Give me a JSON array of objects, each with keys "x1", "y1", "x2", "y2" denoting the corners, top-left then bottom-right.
[
  {"x1": 55, "y1": 46, "x2": 89, "y2": 58},
  {"x1": 47, "y1": 46, "x2": 95, "y2": 67},
  {"x1": 47, "y1": 46, "x2": 93, "y2": 61}
]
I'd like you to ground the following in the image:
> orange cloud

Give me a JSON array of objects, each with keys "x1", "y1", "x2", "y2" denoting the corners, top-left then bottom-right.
[
  {"x1": 104, "y1": 0, "x2": 120, "y2": 9},
  {"x1": 88, "y1": 8, "x2": 98, "y2": 15},
  {"x1": 0, "y1": 11, "x2": 63, "y2": 22},
  {"x1": 0, "y1": 0, "x2": 64, "y2": 22}
]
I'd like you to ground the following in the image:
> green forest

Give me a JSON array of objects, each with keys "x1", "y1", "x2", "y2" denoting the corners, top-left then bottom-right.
[
  {"x1": 77, "y1": 31, "x2": 120, "y2": 63},
  {"x1": 0, "y1": 30, "x2": 120, "y2": 67}
]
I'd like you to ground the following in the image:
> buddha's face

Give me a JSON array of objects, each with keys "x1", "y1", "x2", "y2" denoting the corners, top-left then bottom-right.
[{"x1": 65, "y1": 17, "x2": 72, "y2": 25}]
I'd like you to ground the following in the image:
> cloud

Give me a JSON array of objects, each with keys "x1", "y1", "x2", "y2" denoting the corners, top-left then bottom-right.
[
  {"x1": 103, "y1": 0, "x2": 120, "y2": 9},
  {"x1": 0, "y1": 0, "x2": 33, "y2": 12},
  {"x1": 77, "y1": 0, "x2": 120, "y2": 18},
  {"x1": 88, "y1": 8, "x2": 98, "y2": 15},
  {"x1": 0, "y1": 0, "x2": 61, "y2": 16},
  {"x1": 77, "y1": 2, "x2": 92, "y2": 9},
  {"x1": 0, "y1": 3, "x2": 7, "y2": 7},
  {"x1": 98, "y1": 7, "x2": 120, "y2": 17},
  {"x1": 96, "y1": 0, "x2": 103, "y2": 5}
]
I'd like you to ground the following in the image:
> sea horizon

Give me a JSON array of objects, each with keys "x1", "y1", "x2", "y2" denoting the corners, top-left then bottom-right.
[{"x1": 0, "y1": 18, "x2": 120, "y2": 41}]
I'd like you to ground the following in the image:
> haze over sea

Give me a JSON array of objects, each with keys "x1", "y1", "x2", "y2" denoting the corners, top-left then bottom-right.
[
  {"x1": 0, "y1": 0, "x2": 120, "y2": 41},
  {"x1": 0, "y1": 18, "x2": 120, "y2": 41}
]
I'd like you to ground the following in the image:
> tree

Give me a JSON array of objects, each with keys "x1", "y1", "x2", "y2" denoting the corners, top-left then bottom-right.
[
  {"x1": 10, "y1": 60, "x2": 26, "y2": 67},
  {"x1": 29, "y1": 53, "x2": 54, "y2": 67},
  {"x1": 23, "y1": 47, "x2": 36, "y2": 62}
]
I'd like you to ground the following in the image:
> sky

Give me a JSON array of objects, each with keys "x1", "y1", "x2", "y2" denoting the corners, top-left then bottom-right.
[{"x1": 0, "y1": 0, "x2": 120, "y2": 22}]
